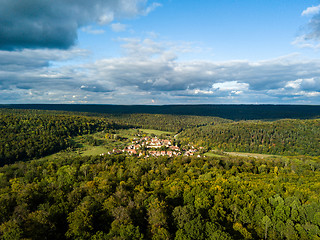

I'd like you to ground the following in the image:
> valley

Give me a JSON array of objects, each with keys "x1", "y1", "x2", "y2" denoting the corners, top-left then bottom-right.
[{"x1": 0, "y1": 107, "x2": 319, "y2": 239}]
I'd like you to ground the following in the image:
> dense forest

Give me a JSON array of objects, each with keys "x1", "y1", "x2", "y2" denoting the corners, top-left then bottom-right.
[
  {"x1": 2, "y1": 104, "x2": 320, "y2": 120},
  {"x1": 0, "y1": 108, "x2": 320, "y2": 239},
  {"x1": 0, "y1": 153, "x2": 320, "y2": 239},
  {"x1": 106, "y1": 114, "x2": 231, "y2": 132},
  {"x1": 0, "y1": 109, "x2": 123, "y2": 166},
  {"x1": 179, "y1": 119, "x2": 320, "y2": 156}
]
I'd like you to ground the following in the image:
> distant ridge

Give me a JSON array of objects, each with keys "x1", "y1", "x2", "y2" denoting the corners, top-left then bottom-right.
[{"x1": 1, "y1": 104, "x2": 320, "y2": 120}]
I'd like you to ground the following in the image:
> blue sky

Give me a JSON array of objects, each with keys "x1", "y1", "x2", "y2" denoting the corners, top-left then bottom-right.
[
  {"x1": 1, "y1": 0, "x2": 320, "y2": 104},
  {"x1": 77, "y1": 0, "x2": 317, "y2": 61}
]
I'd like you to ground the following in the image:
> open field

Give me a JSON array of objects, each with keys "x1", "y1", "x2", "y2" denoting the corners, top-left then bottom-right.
[
  {"x1": 204, "y1": 152, "x2": 224, "y2": 158},
  {"x1": 139, "y1": 128, "x2": 175, "y2": 136},
  {"x1": 224, "y1": 151, "x2": 279, "y2": 159},
  {"x1": 35, "y1": 150, "x2": 79, "y2": 162},
  {"x1": 79, "y1": 146, "x2": 109, "y2": 156}
]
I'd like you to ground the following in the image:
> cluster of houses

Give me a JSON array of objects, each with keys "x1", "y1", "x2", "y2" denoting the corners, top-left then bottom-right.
[{"x1": 107, "y1": 136, "x2": 201, "y2": 158}]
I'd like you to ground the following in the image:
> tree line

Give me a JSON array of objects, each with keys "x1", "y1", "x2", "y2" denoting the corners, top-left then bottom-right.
[
  {"x1": 3, "y1": 104, "x2": 320, "y2": 120},
  {"x1": 104, "y1": 113, "x2": 231, "y2": 132}
]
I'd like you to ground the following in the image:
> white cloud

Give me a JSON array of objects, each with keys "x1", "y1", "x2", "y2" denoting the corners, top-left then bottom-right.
[
  {"x1": 292, "y1": 35, "x2": 320, "y2": 49},
  {"x1": 98, "y1": 12, "x2": 114, "y2": 25},
  {"x1": 153, "y1": 78, "x2": 170, "y2": 87},
  {"x1": 285, "y1": 79, "x2": 302, "y2": 89},
  {"x1": 81, "y1": 26, "x2": 105, "y2": 35},
  {"x1": 144, "y1": 2, "x2": 162, "y2": 15},
  {"x1": 194, "y1": 89, "x2": 213, "y2": 95},
  {"x1": 212, "y1": 81, "x2": 249, "y2": 91},
  {"x1": 231, "y1": 91, "x2": 243, "y2": 95},
  {"x1": 301, "y1": 91, "x2": 320, "y2": 97},
  {"x1": 302, "y1": 5, "x2": 320, "y2": 16},
  {"x1": 285, "y1": 77, "x2": 320, "y2": 92},
  {"x1": 118, "y1": 38, "x2": 165, "y2": 59},
  {"x1": 111, "y1": 23, "x2": 127, "y2": 32}
]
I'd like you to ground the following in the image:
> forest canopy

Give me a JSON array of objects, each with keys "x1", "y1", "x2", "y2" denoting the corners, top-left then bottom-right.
[
  {"x1": 0, "y1": 152, "x2": 319, "y2": 239},
  {"x1": 179, "y1": 119, "x2": 320, "y2": 156},
  {"x1": 2, "y1": 104, "x2": 320, "y2": 120}
]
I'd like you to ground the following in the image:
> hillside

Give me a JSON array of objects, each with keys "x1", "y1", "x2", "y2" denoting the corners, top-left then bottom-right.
[
  {"x1": 179, "y1": 119, "x2": 320, "y2": 156},
  {"x1": 0, "y1": 109, "x2": 123, "y2": 166}
]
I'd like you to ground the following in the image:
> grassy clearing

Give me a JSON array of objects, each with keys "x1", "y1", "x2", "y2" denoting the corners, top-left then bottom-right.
[
  {"x1": 79, "y1": 146, "x2": 109, "y2": 156},
  {"x1": 35, "y1": 150, "x2": 79, "y2": 162},
  {"x1": 139, "y1": 129, "x2": 175, "y2": 136},
  {"x1": 116, "y1": 129, "x2": 140, "y2": 139},
  {"x1": 90, "y1": 132, "x2": 108, "y2": 140},
  {"x1": 76, "y1": 138, "x2": 129, "y2": 156},
  {"x1": 84, "y1": 129, "x2": 139, "y2": 140},
  {"x1": 204, "y1": 152, "x2": 224, "y2": 158},
  {"x1": 224, "y1": 151, "x2": 278, "y2": 159}
]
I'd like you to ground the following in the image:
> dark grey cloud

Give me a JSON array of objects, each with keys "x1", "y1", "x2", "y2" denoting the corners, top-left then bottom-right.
[
  {"x1": 0, "y1": 48, "x2": 88, "y2": 96},
  {"x1": 15, "y1": 84, "x2": 33, "y2": 90},
  {"x1": 0, "y1": 0, "x2": 159, "y2": 50},
  {"x1": 0, "y1": 48, "x2": 88, "y2": 71}
]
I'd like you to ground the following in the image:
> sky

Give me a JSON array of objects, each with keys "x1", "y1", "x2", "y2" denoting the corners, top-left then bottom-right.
[{"x1": 1, "y1": 0, "x2": 320, "y2": 105}]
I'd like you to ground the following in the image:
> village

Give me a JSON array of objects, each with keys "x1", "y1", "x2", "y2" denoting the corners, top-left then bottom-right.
[{"x1": 107, "y1": 135, "x2": 202, "y2": 158}]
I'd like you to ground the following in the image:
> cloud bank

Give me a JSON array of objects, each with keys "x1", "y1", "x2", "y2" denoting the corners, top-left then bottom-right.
[
  {"x1": 1, "y1": 38, "x2": 320, "y2": 104},
  {"x1": 0, "y1": 0, "x2": 160, "y2": 50}
]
